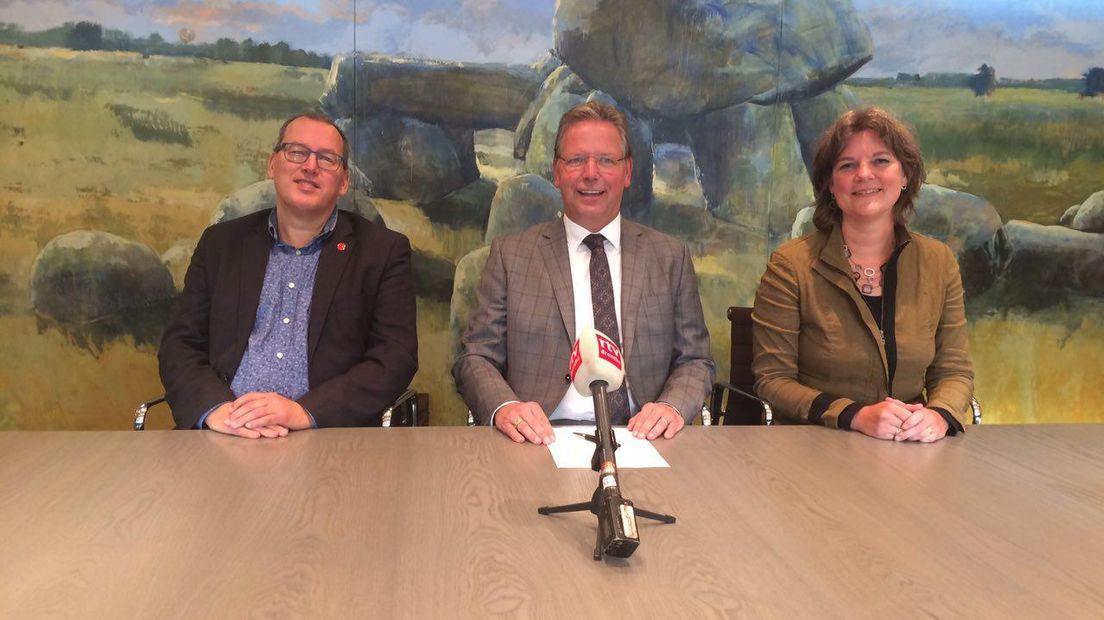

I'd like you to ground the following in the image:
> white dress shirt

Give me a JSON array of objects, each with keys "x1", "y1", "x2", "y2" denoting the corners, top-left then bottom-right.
[{"x1": 548, "y1": 214, "x2": 637, "y2": 422}]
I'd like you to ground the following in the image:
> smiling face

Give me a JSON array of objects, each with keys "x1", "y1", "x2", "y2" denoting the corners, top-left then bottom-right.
[
  {"x1": 552, "y1": 119, "x2": 633, "y2": 232},
  {"x1": 267, "y1": 117, "x2": 349, "y2": 218},
  {"x1": 829, "y1": 130, "x2": 907, "y2": 225}
]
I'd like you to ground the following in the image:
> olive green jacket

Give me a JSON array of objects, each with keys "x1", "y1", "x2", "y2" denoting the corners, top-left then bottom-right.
[{"x1": 751, "y1": 225, "x2": 974, "y2": 429}]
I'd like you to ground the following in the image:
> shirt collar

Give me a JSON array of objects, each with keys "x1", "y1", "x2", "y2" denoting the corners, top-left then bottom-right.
[
  {"x1": 267, "y1": 207, "x2": 340, "y2": 249},
  {"x1": 563, "y1": 213, "x2": 622, "y2": 253}
]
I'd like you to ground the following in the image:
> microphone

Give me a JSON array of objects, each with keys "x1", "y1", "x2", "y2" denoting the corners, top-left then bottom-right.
[
  {"x1": 568, "y1": 328, "x2": 639, "y2": 558},
  {"x1": 539, "y1": 328, "x2": 673, "y2": 560},
  {"x1": 569, "y1": 327, "x2": 625, "y2": 396}
]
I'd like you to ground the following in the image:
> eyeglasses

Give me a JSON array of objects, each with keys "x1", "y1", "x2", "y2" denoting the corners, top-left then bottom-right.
[
  {"x1": 556, "y1": 154, "x2": 627, "y2": 170},
  {"x1": 275, "y1": 142, "x2": 346, "y2": 172}
]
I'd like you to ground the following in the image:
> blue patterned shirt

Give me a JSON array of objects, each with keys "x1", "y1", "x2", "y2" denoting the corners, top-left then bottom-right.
[{"x1": 196, "y1": 207, "x2": 338, "y2": 428}]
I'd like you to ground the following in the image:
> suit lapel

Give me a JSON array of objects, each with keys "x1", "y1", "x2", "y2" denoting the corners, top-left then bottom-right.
[
  {"x1": 537, "y1": 219, "x2": 575, "y2": 341},
  {"x1": 308, "y1": 212, "x2": 353, "y2": 364},
  {"x1": 619, "y1": 219, "x2": 645, "y2": 361},
  {"x1": 237, "y1": 213, "x2": 272, "y2": 347}
]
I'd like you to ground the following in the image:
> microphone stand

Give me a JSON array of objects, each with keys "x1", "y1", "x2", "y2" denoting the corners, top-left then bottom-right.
[{"x1": 538, "y1": 380, "x2": 676, "y2": 560}]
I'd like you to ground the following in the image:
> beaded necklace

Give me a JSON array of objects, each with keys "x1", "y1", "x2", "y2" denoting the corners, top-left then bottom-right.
[
  {"x1": 843, "y1": 243, "x2": 887, "y2": 295},
  {"x1": 843, "y1": 243, "x2": 888, "y2": 344}
]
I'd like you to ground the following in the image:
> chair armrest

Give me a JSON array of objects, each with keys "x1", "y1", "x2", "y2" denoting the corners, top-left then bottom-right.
[
  {"x1": 708, "y1": 381, "x2": 772, "y2": 426},
  {"x1": 381, "y1": 389, "x2": 418, "y2": 427},
  {"x1": 133, "y1": 396, "x2": 167, "y2": 431}
]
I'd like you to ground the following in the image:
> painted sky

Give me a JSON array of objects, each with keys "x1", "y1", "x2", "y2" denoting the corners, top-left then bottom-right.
[
  {"x1": 852, "y1": 0, "x2": 1104, "y2": 79},
  {"x1": 1, "y1": 1, "x2": 1102, "y2": 78}
]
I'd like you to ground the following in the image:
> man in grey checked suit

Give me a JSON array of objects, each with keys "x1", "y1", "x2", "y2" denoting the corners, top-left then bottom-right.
[{"x1": 453, "y1": 101, "x2": 714, "y2": 444}]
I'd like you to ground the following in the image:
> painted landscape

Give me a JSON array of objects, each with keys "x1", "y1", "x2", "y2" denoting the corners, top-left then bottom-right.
[{"x1": 1, "y1": 0, "x2": 1102, "y2": 429}]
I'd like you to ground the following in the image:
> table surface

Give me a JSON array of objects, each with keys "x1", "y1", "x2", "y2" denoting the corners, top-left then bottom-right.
[{"x1": 1, "y1": 425, "x2": 1102, "y2": 618}]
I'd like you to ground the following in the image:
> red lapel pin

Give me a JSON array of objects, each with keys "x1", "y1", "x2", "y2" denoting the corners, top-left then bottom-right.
[{"x1": 337, "y1": 242, "x2": 347, "y2": 251}]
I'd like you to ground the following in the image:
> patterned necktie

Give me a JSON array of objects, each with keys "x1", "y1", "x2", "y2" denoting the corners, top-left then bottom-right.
[{"x1": 582, "y1": 234, "x2": 631, "y2": 425}]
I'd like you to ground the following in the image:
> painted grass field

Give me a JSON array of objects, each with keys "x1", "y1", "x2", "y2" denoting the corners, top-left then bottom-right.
[
  {"x1": 852, "y1": 85, "x2": 1104, "y2": 224},
  {"x1": 0, "y1": 45, "x2": 1100, "y2": 429}
]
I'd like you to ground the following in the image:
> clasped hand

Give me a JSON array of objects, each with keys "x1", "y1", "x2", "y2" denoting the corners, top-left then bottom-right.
[
  {"x1": 205, "y1": 392, "x2": 312, "y2": 439},
  {"x1": 852, "y1": 397, "x2": 949, "y2": 442}
]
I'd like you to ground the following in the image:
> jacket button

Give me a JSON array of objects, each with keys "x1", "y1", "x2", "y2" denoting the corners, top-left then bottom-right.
[{"x1": 564, "y1": 374, "x2": 571, "y2": 383}]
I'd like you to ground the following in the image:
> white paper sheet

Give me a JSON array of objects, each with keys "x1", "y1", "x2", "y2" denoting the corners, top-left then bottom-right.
[{"x1": 547, "y1": 426, "x2": 670, "y2": 468}]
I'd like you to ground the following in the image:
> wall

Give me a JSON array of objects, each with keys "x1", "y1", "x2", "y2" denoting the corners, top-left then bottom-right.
[{"x1": 0, "y1": 1, "x2": 1101, "y2": 429}]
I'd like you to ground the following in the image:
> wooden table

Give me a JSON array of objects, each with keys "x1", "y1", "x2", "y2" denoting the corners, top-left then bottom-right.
[{"x1": 1, "y1": 425, "x2": 1102, "y2": 618}]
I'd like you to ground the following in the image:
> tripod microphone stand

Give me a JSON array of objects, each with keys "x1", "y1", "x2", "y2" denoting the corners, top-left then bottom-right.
[{"x1": 538, "y1": 381, "x2": 676, "y2": 560}]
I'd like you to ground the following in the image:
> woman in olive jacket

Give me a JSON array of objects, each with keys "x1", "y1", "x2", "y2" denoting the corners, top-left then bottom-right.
[{"x1": 752, "y1": 108, "x2": 973, "y2": 442}]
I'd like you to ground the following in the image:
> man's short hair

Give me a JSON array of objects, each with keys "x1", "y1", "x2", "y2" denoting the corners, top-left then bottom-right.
[
  {"x1": 554, "y1": 101, "x2": 632, "y2": 160},
  {"x1": 274, "y1": 113, "x2": 350, "y2": 169}
]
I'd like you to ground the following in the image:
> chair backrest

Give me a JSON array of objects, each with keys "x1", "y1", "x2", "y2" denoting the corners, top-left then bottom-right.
[
  {"x1": 728, "y1": 307, "x2": 755, "y2": 393},
  {"x1": 716, "y1": 306, "x2": 764, "y2": 425}
]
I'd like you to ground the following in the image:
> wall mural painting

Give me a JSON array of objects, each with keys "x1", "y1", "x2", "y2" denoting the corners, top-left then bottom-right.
[{"x1": 0, "y1": 1, "x2": 1101, "y2": 430}]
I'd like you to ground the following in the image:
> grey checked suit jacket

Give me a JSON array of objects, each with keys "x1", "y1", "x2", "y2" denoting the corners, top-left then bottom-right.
[{"x1": 452, "y1": 216, "x2": 714, "y2": 424}]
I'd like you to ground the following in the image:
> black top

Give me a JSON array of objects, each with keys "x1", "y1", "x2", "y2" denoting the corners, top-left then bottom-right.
[{"x1": 860, "y1": 293, "x2": 882, "y2": 328}]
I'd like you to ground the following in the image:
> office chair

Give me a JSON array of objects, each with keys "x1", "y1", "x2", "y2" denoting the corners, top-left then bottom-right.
[
  {"x1": 704, "y1": 306, "x2": 773, "y2": 426},
  {"x1": 134, "y1": 389, "x2": 426, "y2": 430}
]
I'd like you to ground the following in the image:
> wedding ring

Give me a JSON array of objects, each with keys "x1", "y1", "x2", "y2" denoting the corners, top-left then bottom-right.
[{"x1": 513, "y1": 417, "x2": 524, "y2": 428}]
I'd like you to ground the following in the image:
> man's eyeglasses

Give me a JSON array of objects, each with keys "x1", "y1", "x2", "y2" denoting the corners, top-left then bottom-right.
[
  {"x1": 275, "y1": 142, "x2": 346, "y2": 172},
  {"x1": 556, "y1": 154, "x2": 627, "y2": 170}
]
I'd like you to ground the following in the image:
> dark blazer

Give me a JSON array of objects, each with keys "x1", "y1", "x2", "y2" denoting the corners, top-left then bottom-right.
[
  {"x1": 158, "y1": 209, "x2": 418, "y2": 429},
  {"x1": 752, "y1": 225, "x2": 974, "y2": 429},
  {"x1": 453, "y1": 217, "x2": 714, "y2": 424}
]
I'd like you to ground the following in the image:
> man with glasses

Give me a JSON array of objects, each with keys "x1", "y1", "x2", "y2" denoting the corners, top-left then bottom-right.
[
  {"x1": 159, "y1": 114, "x2": 417, "y2": 436},
  {"x1": 453, "y1": 101, "x2": 713, "y2": 444}
]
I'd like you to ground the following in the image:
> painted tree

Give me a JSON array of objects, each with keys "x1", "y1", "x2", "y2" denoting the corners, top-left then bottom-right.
[
  {"x1": 65, "y1": 21, "x2": 103, "y2": 51},
  {"x1": 969, "y1": 64, "x2": 996, "y2": 97},
  {"x1": 213, "y1": 38, "x2": 241, "y2": 62},
  {"x1": 1084, "y1": 67, "x2": 1104, "y2": 97}
]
